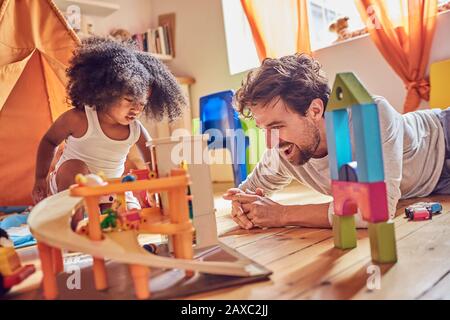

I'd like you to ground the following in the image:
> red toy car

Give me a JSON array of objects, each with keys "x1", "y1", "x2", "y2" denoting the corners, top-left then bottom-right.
[{"x1": 405, "y1": 202, "x2": 442, "y2": 221}]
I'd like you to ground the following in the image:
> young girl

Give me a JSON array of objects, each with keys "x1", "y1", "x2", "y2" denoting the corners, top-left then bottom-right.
[{"x1": 32, "y1": 37, "x2": 186, "y2": 207}]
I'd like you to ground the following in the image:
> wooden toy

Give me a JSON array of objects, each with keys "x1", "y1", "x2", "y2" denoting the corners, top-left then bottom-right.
[
  {"x1": 325, "y1": 72, "x2": 397, "y2": 264},
  {"x1": 405, "y1": 201, "x2": 442, "y2": 221},
  {"x1": 28, "y1": 134, "x2": 267, "y2": 299},
  {"x1": 332, "y1": 215, "x2": 357, "y2": 249},
  {"x1": 0, "y1": 228, "x2": 35, "y2": 296},
  {"x1": 325, "y1": 109, "x2": 352, "y2": 180},
  {"x1": 352, "y1": 103, "x2": 385, "y2": 182},
  {"x1": 147, "y1": 135, "x2": 218, "y2": 249},
  {"x1": 331, "y1": 181, "x2": 389, "y2": 222},
  {"x1": 129, "y1": 168, "x2": 158, "y2": 208},
  {"x1": 338, "y1": 161, "x2": 358, "y2": 182},
  {"x1": 368, "y1": 221, "x2": 397, "y2": 264}
]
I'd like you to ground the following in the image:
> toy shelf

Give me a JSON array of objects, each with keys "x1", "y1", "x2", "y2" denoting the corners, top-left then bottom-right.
[{"x1": 53, "y1": 0, "x2": 120, "y2": 16}]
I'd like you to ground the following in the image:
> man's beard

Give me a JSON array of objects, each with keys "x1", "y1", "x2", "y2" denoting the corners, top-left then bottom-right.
[{"x1": 279, "y1": 125, "x2": 321, "y2": 166}]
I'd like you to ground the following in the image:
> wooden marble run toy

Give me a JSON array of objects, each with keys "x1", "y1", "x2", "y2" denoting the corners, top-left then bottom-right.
[
  {"x1": 325, "y1": 73, "x2": 397, "y2": 264},
  {"x1": 147, "y1": 135, "x2": 218, "y2": 249},
  {"x1": 28, "y1": 135, "x2": 266, "y2": 300}
]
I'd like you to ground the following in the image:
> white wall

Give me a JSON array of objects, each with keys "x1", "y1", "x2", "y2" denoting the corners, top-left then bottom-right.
[
  {"x1": 314, "y1": 10, "x2": 450, "y2": 112},
  {"x1": 82, "y1": 0, "x2": 152, "y2": 36},
  {"x1": 150, "y1": 1, "x2": 450, "y2": 115},
  {"x1": 148, "y1": 1, "x2": 450, "y2": 181},
  {"x1": 78, "y1": 1, "x2": 450, "y2": 114},
  {"x1": 149, "y1": 0, "x2": 244, "y2": 118}
]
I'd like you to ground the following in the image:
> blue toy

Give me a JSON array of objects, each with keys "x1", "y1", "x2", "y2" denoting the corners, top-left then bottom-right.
[
  {"x1": 199, "y1": 90, "x2": 250, "y2": 187},
  {"x1": 121, "y1": 174, "x2": 137, "y2": 183}
]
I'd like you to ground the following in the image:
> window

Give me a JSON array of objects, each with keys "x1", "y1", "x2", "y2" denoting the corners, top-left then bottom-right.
[
  {"x1": 222, "y1": 0, "x2": 448, "y2": 75},
  {"x1": 222, "y1": 0, "x2": 367, "y2": 74},
  {"x1": 221, "y1": 0, "x2": 259, "y2": 75},
  {"x1": 308, "y1": 0, "x2": 365, "y2": 51}
]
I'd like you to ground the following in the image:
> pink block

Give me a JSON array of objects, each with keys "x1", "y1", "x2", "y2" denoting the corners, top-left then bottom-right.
[{"x1": 331, "y1": 180, "x2": 389, "y2": 223}]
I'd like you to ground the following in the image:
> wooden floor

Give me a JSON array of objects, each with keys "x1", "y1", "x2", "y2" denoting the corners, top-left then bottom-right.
[
  {"x1": 187, "y1": 182, "x2": 450, "y2": 300},
  {"x1": 10, "y1": 182, "x2": 450, "y2": 300}
]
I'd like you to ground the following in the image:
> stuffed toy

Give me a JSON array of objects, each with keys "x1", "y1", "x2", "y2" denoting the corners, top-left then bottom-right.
[
  {"x1": 329, "y1": 16, "x2": 368, "y2": 44},
  {"x1": 329, "y1": 16, "x2": 351, "y2": 43},
  {"x1": 109, "y1": 28, "x2": 132, "y2": 43}
]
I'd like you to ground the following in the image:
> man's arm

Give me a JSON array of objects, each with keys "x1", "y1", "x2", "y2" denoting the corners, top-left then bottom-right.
[
  {"x1": 224, "y1": 148, "x2": 294, "y2": 229},
  {"x1": 239, "y1": 148, "x2": 293, "y2": 195},
  {"x1": 282, "y1": 203, "x2": 331, "y2": 228},
  {"x1": 374, "y1": 97, "x2": 404, "y2": 219}
]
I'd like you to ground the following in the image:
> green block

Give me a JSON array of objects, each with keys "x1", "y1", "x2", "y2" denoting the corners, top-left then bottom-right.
[
  {"x1": 192, "y1": 117, "x2": 200, "y2": 135},
  {"x1": 241, "y1": 118, "x2": 266, "y2": 173},
  {"x1": 368, "y1": 221, "x2": 397, "y2": 264},
  {"x1": 327, "y1": 73, "x2": 374, "y2": 111},
  {"x1": 333, "y1": 215, "x2": 357, "y2": 249}
]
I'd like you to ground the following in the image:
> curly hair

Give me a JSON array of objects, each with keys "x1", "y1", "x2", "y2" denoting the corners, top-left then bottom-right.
[
  {"x1": 66, "y1": 37, "x2": 186, "y2": 121},
  {"x1": 235, "y1": 53, "x2": 330, "y2": 118},
  {"x1": 135, "y1": 51, "x2": 186, "y2": 121}
]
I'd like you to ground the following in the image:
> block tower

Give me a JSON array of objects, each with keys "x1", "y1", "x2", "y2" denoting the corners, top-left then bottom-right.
[{"x1": 325, "y1": 73, "x2": 397, "y2": 264}]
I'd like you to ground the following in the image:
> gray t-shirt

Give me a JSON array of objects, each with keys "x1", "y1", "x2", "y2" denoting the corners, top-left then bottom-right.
[{"x1": 239, "y1": 96, "x2": 446, "y2": 227}]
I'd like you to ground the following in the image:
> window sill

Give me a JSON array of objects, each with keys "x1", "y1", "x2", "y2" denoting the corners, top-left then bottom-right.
[{"x1": 313, "y1": 4, "x2": 450, "y2": 54}]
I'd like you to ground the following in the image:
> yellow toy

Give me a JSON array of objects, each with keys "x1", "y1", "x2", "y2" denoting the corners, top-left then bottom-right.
[
  {"x1": 0, "y1": 228, "x2": 35, "y2": 295},
  {"x1": 429, "y1": 59, "x2": 450, "y2": 109}
]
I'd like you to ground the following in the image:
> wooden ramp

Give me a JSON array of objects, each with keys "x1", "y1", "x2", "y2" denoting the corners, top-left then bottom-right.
[{"x1": 28, "y1": 190, "x2": 270, "y2": 277}]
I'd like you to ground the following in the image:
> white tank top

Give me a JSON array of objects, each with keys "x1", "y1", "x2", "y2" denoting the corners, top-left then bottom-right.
[{"x1": 55, "y1": 106, "x2": 141, "y2": 178}]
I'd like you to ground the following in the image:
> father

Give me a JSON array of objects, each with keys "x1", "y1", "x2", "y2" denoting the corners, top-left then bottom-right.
[{"x1": 224, "y1": 53, "x2": 450, "y2": 229}]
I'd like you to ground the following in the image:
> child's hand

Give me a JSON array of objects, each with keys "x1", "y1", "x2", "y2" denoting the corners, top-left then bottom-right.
[{"x1": 32, "y1": 178, "x2": 48, "y2": 204}]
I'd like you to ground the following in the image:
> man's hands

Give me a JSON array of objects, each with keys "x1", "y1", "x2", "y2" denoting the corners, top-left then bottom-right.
[
  {"x1": 223, "y1": 188, "x2": 258, "y2": 229},
  {"x1": 223, "y1": 188, "x2": 287, "y2": 229}
]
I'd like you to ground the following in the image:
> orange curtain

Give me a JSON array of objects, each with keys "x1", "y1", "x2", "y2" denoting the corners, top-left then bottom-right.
[
  {"x1": 241, "y1": 0, "x2": 311, "y2": 61},
  {"x1": 356, "y1": 0, "x2": 438, "y2": 113}
]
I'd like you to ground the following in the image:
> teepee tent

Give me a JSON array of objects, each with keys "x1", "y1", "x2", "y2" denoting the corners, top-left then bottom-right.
[{"x1": 0, "y1": 0, "x2": 80, "y2": 205}]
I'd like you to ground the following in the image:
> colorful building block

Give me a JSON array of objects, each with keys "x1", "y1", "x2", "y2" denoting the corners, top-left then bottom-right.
[
  {"x1": 326, "y1": 73, "x2": 374, "y2": 111},
  {"x1": 332, "y1": 215, "x2": 357, "y2": 249},
  {"x1": 351, "y1": 103, "x2": 385, "y2": 182},
  {"x1": 338, "y1": 161, "x2": 358, "y2": 182},
  {"x1": 368, "y1": 221, "x2": 397, "y2": 264},
  {"x1": 331, "y1": 180, "x2": 389, "y2": 222},
  {"x1": 325, "y1": 110, "x2": 352, "y2": 180},
  {"x1": 325, "y1": 72, "x2": 397, "y2": 264}
]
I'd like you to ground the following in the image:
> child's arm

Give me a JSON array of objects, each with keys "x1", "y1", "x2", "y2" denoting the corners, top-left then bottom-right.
[
  {"x1": 135, "y1": 122, "x2": 153, "y2": 168},
  {"x1": 32, "y1": 110, "x2": 79, "y2": 203}
]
